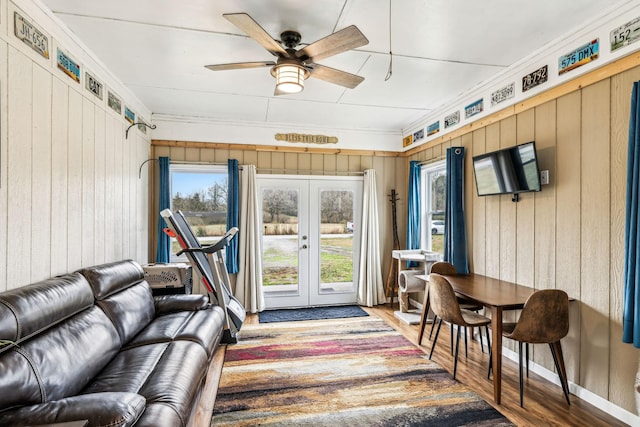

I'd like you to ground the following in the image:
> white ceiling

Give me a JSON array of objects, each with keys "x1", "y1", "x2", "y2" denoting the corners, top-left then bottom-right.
[{"x1": 40, "y1": 0, "x2": 625, "y2": 135}]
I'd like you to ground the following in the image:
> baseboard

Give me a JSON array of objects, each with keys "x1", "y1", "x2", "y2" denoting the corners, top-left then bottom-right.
[
  {"x1": 407, "y1": 296, "x2": 640, "y2": 425},
  {"x1": 501, "y1": 348, "x2": 640, "y2": 426}
]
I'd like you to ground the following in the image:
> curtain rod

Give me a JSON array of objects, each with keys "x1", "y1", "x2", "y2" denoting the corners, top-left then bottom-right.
[
  {"x1": 139, "y1": 158, "x2": 364, "y2": 178},
  {"x1": 138, "y1": 159, "x2": 238, "y2": 179},
  {"x1": 417, "y1": 154, "x2": 446, "y2": 166}
]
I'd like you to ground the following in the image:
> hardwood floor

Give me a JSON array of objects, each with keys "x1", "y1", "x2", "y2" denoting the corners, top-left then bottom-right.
[
  {"x1": 194, "y1": 306, "x2": 628, "y2": 427},
  {"x1": 365, "y1": 305, "x2": 627, "y2": 427}
]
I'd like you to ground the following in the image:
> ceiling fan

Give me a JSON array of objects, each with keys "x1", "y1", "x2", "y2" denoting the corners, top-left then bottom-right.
[{"x1": 205, "y1": 13, "x2": 369, "y2": 95}]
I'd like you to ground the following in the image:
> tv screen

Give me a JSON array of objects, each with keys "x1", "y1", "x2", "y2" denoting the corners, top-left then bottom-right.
[{"x1": 472, "y1": 141, "x2": 541, "y2": 196}]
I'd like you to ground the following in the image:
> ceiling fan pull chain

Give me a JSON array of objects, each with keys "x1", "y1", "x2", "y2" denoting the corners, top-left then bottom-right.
[{"x1": 385, "y1": 0, "x2": 393, "y2": 81}]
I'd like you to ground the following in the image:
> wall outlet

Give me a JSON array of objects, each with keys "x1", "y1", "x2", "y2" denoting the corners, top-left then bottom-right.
[{"x1": 540, "y1": 170, "x2": 549, "y2": 185}]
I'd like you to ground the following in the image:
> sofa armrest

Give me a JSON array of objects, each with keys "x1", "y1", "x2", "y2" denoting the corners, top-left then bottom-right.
[
  {"x1": 154, "y1": 294, "x2": 210, "y2": 314},
  {"x1": 0, "y1": 392, "x2": 145, "y2": 427}
]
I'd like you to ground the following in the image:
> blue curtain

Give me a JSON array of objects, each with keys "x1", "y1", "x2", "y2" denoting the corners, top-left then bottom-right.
[
  {"x1": 156, "y1": 156, "x2": 171, "y2": 263},
  {"x1": 623, "y1": 81, "x2": 640, "y2": 347},
  {"x1": 406, "y1": 161, "x2": 421, "y2": 267},
  {"x1": 226, "y1": 159, "x2": 240, "y2": 274},
  {"x1": 444, "y1": 147, "x2": 469, "y2": 274}
]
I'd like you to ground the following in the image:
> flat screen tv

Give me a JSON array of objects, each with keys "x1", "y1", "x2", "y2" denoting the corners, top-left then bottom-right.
[{"x1": 472, "y1": 141, "x2": 541, "y2": 197}]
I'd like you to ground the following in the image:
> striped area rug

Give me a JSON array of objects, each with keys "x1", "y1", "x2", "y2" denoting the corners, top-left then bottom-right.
[{"x1": 212, "y1": 316, "x2": 514, "y2": 426}]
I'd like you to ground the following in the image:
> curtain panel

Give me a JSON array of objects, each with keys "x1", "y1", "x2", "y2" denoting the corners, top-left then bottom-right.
[
  {"x1": 444, "y1": 147, "x2": 469, "y2": 274},
  {"x1": 623, "y1": 81, "x2": 640, "y2": 348},
  {"x1": 357, "y1": 169, "x2": 385, "y2": 306},
  {"x1": 226, "y1": 159, "x2": 240, "y2": 274},
  {"x1": 156, "y1": 156, "x2": 171, "y2": 263},
  {"x1": 236, "y1": 165, "x2": 265, "y2": 313},
  {"x1": 406, "y1": 161, "x2": 422, "y2": 267}
]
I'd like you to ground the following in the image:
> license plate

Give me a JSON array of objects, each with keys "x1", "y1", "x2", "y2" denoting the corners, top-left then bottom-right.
[
  {"x1": 611, "y1": 17, "x2": 640, "y2": 52},
  {"x1": 522, "y1": 65, "x2": 548, "y2": 92},
  {"x1": 491, "y1": 82, "x2": 515, "y2": 106},
  {"x1": 14, "y1": 12, "x2": 49, "y2": 59},
  {"x1": 558, "y1": 39, "x2": 599, "y2": 75}
]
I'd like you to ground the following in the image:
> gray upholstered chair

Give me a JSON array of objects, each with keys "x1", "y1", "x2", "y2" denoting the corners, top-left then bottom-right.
[
  {"x1": 495, "y1": 289, "x2": 571, "y2": 407},
  {"x1": 427, "y1": 273, "x2": 492, "y2": 380}
]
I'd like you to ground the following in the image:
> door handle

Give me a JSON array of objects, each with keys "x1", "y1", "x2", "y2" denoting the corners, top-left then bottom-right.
[{"x1": 301, "y1": 244, "x2": 308, "y2": 249}]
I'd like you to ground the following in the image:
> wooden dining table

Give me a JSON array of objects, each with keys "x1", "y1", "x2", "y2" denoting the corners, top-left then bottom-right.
[{"x1": 415, "y1": 273, "x2": 535, "y2": 404}]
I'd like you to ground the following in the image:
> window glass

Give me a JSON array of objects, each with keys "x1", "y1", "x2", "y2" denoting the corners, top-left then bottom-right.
[
  {"x1": 170, "y1": 164, "x2": 227, "y2": 261},
  {"x1": 421, "y1": 161, "x2": 446, "y2": 255}
]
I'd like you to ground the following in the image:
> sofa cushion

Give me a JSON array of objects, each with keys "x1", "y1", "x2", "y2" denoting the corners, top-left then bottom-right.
[
  {"x1": 0, "y1": 392, "x2": 145, "y2": 427},
  {"x1": 80, "y1": 259, "x2": 146, "y2": 300},
  {"x1": 154, "y1": 294, "x2": 209, "y2": 314},
  {"x1": 133, "y1": 402, "x2": 185, "y2": 427},
  {"x1": 125, "y1": 305, "x2": 226, "y2": 359},
  {"x1": 84, "y1": 341, "x2": 209, "y2": 426},
  {"x1": 0, "y1": 273, "x2": 94, "y2": 344},
  {"x1": 0, "y1": 306, "x2": 121, "y2": 410},
  {"x1": 97, "y1": 281, "x2": 156, "y2": 346}
]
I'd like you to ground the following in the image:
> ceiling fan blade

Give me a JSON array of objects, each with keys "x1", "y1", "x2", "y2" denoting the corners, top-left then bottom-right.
[
  {"x1": 205, "y1": 61, "x2": 275, "y2": 71},
  {"x1": 309, "y1": 64, "x2": 364, "y2": 89},
  {"x1": 223, "y1": 13, "x2": 287, "y2": 57},
  {"x1": 296, "y1": 25, "x2": 368, "y2": 62}
]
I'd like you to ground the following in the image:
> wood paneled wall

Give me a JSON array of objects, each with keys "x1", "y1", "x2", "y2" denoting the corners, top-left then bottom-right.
[
  {"x1": 149, "y1": 142, "x2": 406, "y2": 289},
  {"x1": 0, "y1": 43, "x2": 150, "y2": 292},
  {"x1": 408, "y1": 65, "x2": 640, "y2": 414}
]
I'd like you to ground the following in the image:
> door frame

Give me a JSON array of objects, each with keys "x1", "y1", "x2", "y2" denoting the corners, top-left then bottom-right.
[{"x1": 257, "y1": 174, "x2": 363, "y2": 309}]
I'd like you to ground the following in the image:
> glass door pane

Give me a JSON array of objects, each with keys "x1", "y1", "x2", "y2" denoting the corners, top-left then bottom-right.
[
  {"x1": 258, "y1": 178, "x2": 308, "y2": 308},
  {"x1": 309, "y1": 179, "x2": 362, "y2": 306},
  {"x1": 319, "y1": 190, "x2": 354, "y2": 293}
]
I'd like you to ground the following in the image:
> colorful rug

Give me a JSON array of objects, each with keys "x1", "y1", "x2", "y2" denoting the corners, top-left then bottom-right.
[
  {"x1": 212, "y1": 316, "x2": 514, "y2": 426},
  {"x1": 258, "y1": 305, "x2": 369, "y2": 323}
]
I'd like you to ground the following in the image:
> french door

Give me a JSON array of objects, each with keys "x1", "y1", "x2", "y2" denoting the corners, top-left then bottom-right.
[{"x1": 257, "y1": 176, "x2": 363, "y2": 309}]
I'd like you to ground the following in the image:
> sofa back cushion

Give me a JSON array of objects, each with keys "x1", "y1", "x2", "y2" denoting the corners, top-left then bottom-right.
[
  {"x1": 80, "y1": 259, "x2": 145, "y2": 299},
  {"x1": 80, "y1": 260, "x2": 156, "y2": 345},
  {"x1": 0, "y1": 274, "x2": 121, "y2": 411},
  {"x1": 0, "y1": 273, "x2": 94, "y2": 344}
]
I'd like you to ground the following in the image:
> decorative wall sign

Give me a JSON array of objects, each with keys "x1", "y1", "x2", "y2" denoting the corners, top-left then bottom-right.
[
  {"x1": 402, "y1": 135, "x2": 413, "y2": 147},
  {"x1": 444, "y1": 111, "x2": 460, "y2": 129},
  {"x1": 108, "y1": 91, "x2": 122, "y2": 114},
  {"x1": 491, "y1": 82, "x2": 515, "y2": 106},
  {"x1": 522, "y1": 65, "x2": 548, "y2": 92},
  {"x1": 426, "y1": 122, "x2": 440, "y2": 137},
  {"x1": 558, "y1": 39, "x2": 599, "y2": 75},
  {"x1": 611, "y1": 16, "x2": 640, "y2": 52},
  {"x1": 275, "y1": 133, "x2": 338, "y2": 144},
  {"x1": 57, "y1": 48, "x2": 80, "y2": 83},
  {"x1": 413, "y1": 128, "x2": 425, "y2": 141},
  {"x1": 85, "y1": 71, "x2": 103, "y2": 100},
  {"x1": 124, "y1": 106, "x2": 135, "y2": 124},
  {"x1": 464, "y1": 99, "x2": 484, "y2": 119},
  {"x1": 14, "y1": 12, "x2": 49, "y2": 59}
]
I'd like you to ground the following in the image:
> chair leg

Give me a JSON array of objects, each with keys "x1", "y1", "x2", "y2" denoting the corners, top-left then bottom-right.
[
  {"x1": 429, "y1": 314, "x2": 438, "y2": 340},
  {"x1": 549, "y1": 341, "x2": 571, "y2": 405},
  {"x1": 450, "y1": 324, "x2": 454, "y2": 355},
  {"x1": 485, "y1": 326, "x2": 492, "y2": 380},
  {"x1": 479, "y1": 327, "x2": 485, "y2": 354},
  {"x1": 464, "y1": 327, "x2": 469, "y2": 358},
  {"x1": 453, "y1": 324, "x2": 461, "y2": 380},
  {"x1": 526, "y1": 343, "x2": 530, "y2": 378},
  {"x1": 429, "y1": 319, "x2": 443, "y2": 360},
  {"x1": 518, "y1": 341, "x2": 524, "y2": 407}
]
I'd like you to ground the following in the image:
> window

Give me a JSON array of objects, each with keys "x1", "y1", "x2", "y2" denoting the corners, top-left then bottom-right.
[
  {"x1": 420, "y1": 160, "x2": 446, "y2": 255},
  {"x1": 170, "y1": 164, "x2": 227, "y2": 261}
]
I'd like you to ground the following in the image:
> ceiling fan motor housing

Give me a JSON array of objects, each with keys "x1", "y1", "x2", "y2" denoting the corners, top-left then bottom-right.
[{"x1": 280, "y1": 30, "x2": 302, "y2": 49}]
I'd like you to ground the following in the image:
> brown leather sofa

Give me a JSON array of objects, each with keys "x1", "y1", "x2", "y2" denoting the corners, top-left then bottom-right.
[{"x1": 0, "y1": 259, "x2": 226, "y2": 427}]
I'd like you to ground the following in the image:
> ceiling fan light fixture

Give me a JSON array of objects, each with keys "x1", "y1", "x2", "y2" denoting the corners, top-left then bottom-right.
[{"x1": 273, "y1": 63, "x2": 308, "y2": 94}]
